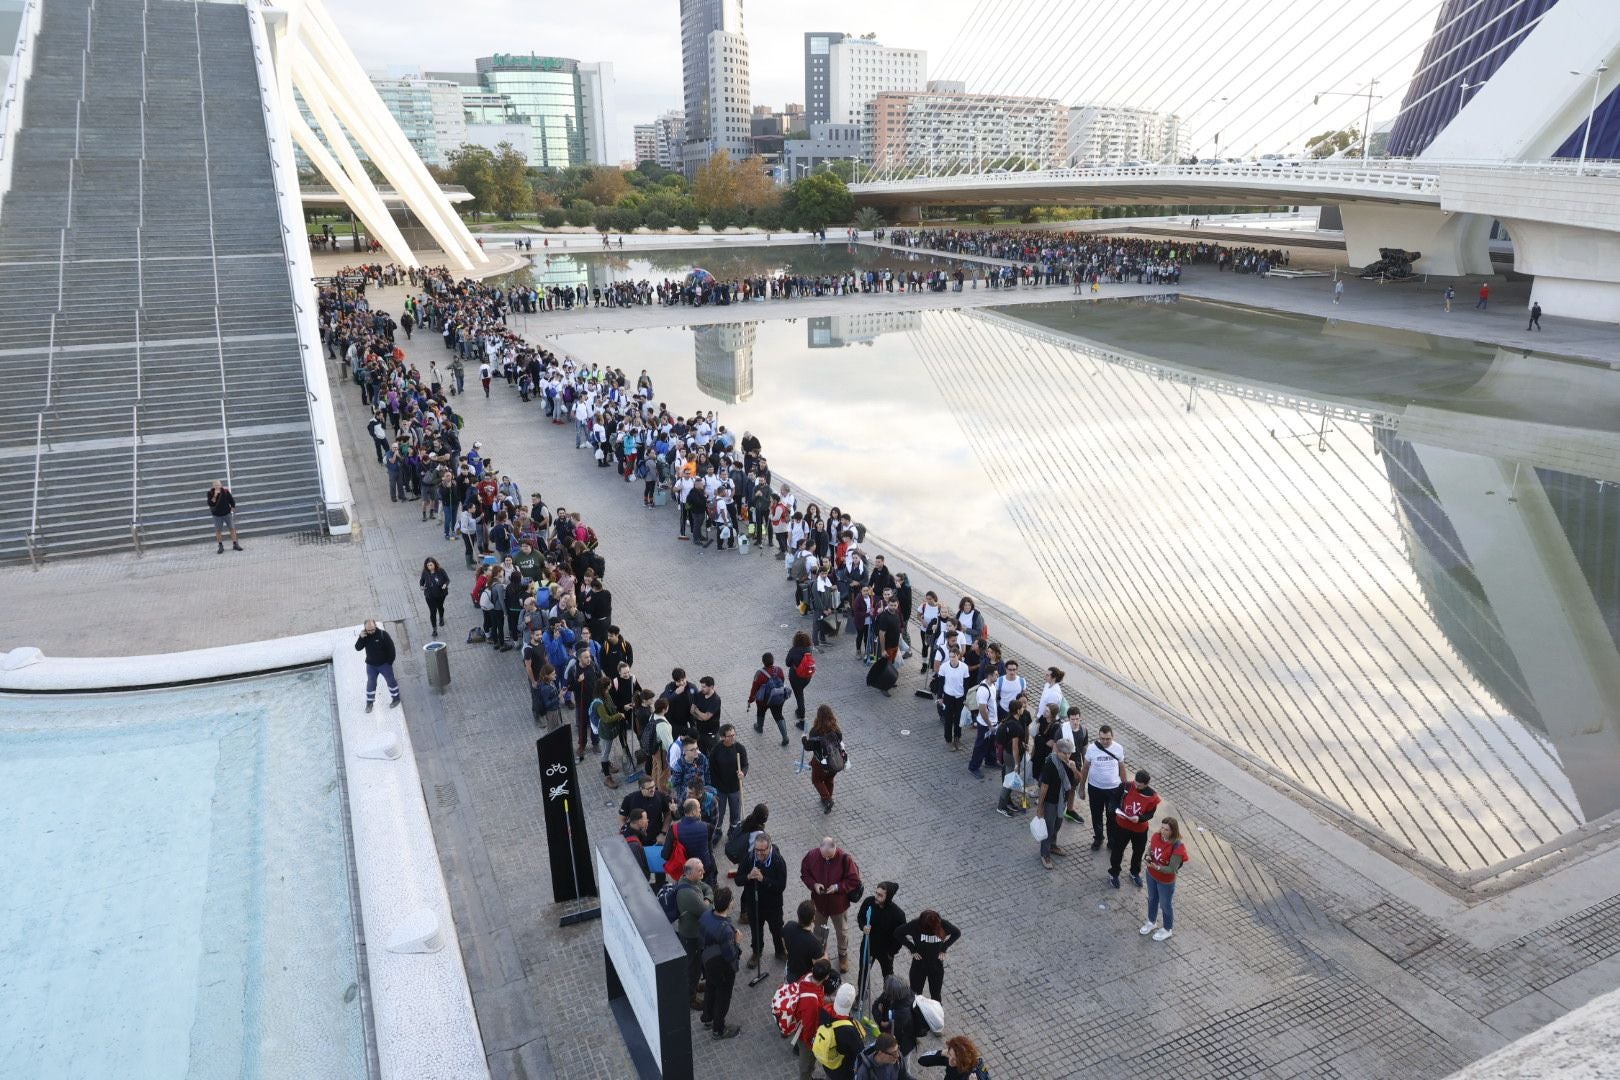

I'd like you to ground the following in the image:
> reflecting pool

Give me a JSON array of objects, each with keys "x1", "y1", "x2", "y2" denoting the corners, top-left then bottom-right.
[
  {"x1": 521, "y1": 242, "x2": 966, "y2": 292},
  {"x1": 0, "y1": 667, "x2": 368, "y2": 1079},
  {"x1": 552, "y1": 299, "x2": 1620, "y2": 876}
]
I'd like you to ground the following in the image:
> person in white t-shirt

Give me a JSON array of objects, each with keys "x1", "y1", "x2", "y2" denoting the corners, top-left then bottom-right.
[
  {"x1": 1058, "y1": 705, "x2": 1089, "y2": 824},
  {"x1": 1079, "y1": 725, "x2": 1128, "y2": 851},
  {"x1": 1038, "y1": 667, "x2": 1066, "y2": 720},
  {"x1": 934, "y1": 645, "x2": 970, "y2": 750},
  {"x1": 992, "y1": 660, "x2": 1028, "y2": 719},
  {"x1": 966, "y1": 676, "x2": 997, "y2": 780}
]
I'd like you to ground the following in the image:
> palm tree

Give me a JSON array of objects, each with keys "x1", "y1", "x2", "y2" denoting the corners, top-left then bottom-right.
[{"x1": 854, "y1": 206, "x2": 884, "y2": 232}]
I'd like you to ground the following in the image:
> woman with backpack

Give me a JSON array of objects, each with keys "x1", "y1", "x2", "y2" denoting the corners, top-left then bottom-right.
[
  {"x1": 802, "y1": 705, "x2": 848, "y2": 814},
  {"x1": 747, "y1": 651, "x2": 791, "y2": 745},
  {"x1": 785, "y1": 630, "x2": 816, "y2": 727}
]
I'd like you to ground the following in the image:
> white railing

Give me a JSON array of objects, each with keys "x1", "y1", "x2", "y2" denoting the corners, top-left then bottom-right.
[
  {"x1": 852, "y1": 155, "x2": 1620, "y2": 194},
  {"x1": 0, "y1": 0, "x2": 43, "y2": 215},
  {"x1": 244, "y1": 0, "x2": 353, "y2": 534},
  {"x1": 26, "y1": 412, "x2": 43, "y2": 568}
]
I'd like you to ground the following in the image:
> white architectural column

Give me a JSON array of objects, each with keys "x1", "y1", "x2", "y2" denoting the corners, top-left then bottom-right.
[
  {"x1": 1499, "y1": 217, "x2": 1620, "y2": 323},
  {"x1": 1338, "y1": 203, "x2": 1494, "y2": 276}
]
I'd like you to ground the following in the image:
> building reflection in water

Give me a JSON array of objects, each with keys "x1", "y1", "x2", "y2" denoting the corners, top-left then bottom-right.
[
  {"x1": 807, "y1": 312, "x2": 922, "y2": 348},
  {"x1": 693, "y1": 323, "x2": 755, "y2": 403}
]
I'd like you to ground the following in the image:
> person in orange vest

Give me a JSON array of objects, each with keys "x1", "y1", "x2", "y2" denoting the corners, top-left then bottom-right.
[{"x1": 1140, "y1": 817, "x2": 1191, "y2": 942}]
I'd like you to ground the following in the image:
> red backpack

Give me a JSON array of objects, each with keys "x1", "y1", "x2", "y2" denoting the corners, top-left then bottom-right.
[
  {"x1": 662, "y1": 826, "x2": 690, "y2": 879},
  {"x1": 795, "y1": 651, "x2": 817, "y2": 680},
  {"x1": 770, "y1": 980, "x2": 805, "y2": 1038}
]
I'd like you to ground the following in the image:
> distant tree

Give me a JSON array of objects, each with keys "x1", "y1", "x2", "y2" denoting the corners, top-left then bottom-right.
[
  {"x1": 854, "y1": 206, "x2": 884, "y2": 231},
  {"x1": 580, "y1": 167, "x2": 632, "y2": 206},
  {"x1": 706, "y1": 205, "x2": 738, "y2": 231},
  {"x1": 566, "y1": 199, "x2": 596, "y2": 227},
  {"x1": 673, "y1": 203, "x2": 702, "y2": 231},
  {"x1": 540, "y1": 207, "x2": 567, "y2": 229},
  {"x1": 643, "y1": 209, "x2": 673, "y2": 231},
  {"x1": 692, "y1": 151, "x2": 740, "y2": 215},
  {"x1": 608, "y1": 205, "x2": 643, "y2": 232},
  {"x1": 490, "y1": 142, "x2": 531, "y2": 218},
  {"x1": 593, "y1": 207, "x2": 615, "y2": 233},
  {"x1": 447, "y1": 144, "x2": 497, "y2": 221},
  {"x1": 787, "y1": 171, "x2": 854, "y2": 230},
  {"x1": 733, "y1": 156, "x2": 780, "y2": 213},
  {"x1": 1305, "y1": 126, "x2": 1360, "y2": 159}
]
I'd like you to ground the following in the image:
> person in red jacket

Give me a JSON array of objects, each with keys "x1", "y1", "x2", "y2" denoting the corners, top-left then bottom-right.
[
  {"x1": 800, "y1": 837, "x2": 862, "y2": 973},
  {"x1": 1108, "y1": 770, "x2": 1161, "y2": 889},
  {"x1": 1140, "y1": 817, "x2": 1190, "y2": 942},
  {"x1": 790, "y1": 957, "x2": 833, "y2": 1080}
]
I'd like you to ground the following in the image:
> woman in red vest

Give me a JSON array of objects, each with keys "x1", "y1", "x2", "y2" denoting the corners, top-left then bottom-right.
[
  {"x1": 1108, "y1": 769, "x2": 1160, "y2": 889},
  {"x1": 1140, "y1": 817, "x2": 1190, "y2": 942}
]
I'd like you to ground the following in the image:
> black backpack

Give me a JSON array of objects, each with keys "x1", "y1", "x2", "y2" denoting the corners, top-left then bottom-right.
[{"x1": 724, "y1": 825, "x2": 752, "y2": 865}]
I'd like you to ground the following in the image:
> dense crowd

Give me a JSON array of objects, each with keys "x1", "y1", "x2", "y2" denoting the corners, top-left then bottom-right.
[
  {"x1": 337, "y1": 246, "x2": 1196, "y2": 1079},
  {"x1": 888, "y1": 228, "x2": 1290, "y2": 278}
]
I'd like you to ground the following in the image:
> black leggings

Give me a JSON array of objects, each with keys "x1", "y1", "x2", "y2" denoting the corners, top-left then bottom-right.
[
  {"x1": 909, "y1": 955, "x2": 944, "y2": 999},
  {"x1": 424, "y1": 592, "x2": 446, "y2": 629},
  {"x1": 755, "y1": 699, "x2": 787, "y2": 738},
  {"x1": 789, "y1": 674, "x2": 809, "y2": 719}
]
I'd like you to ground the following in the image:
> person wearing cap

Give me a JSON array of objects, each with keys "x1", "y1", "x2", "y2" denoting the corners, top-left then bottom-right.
[
  {"x1": 818, "y1": 983, "x2": 866, "y2": 1080},
  {"x1": 1036, "y1": 738, "x2": 1079, "y2": 870}
]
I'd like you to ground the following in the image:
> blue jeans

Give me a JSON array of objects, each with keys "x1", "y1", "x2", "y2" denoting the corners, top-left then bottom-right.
[
  {"x1": 967, "y1": 725, "x2": 993, "y2": 775},
  {"x1": 1147, "y1": 876, "x2": 1176, "y2": 930}
]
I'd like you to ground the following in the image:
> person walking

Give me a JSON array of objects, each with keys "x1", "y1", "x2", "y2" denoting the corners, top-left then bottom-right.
[
  {"x1": 897, "y1": 909, "x2": 960, "y2": 1001},
  {"x1": 1332, "y1": 278, "x2": 1344, "y2": 305},
  {"x1": 1476, "y1": 281, "x2": 1490, "y2": 309},
  {"x1": 418, "y1": 557, "x2": 450, "y2": 637},
  {"x1": 673, "y1": 858, "x2": 714, "y2": 1008},
  {"x1": 708, "y1": 725, "x2": 749, "y2": 838},
  {"x1": 1140, "y1": 817, "x2": 1191, "y2": 942},
  {"x1": 1036, "y1": 737, "x2": 1078, "y2": 870},
  {"x1": 206, "y1": 479, "x2": 242, "y2": 553},
  {"x1": 1080, "y1": 725, "x2": 1128, "y2": 851},
  {"x1": 747, "y1": 651, "x2": 791, "y2": 746},
  {"x1": 738, "y1": 830, "x2": 787, "y2": 968},
  {"x1": 1443, "y1": 285, "x2": 1454, "y2": 312},
  {"x1": 785, "y1": 630, "x2": 816, "y2": 727},
  {"x1": 1107, "y1": 769, "x2": 1161, "y2": 889},
  {"x1": 800, "y1": 836, "x2": 862, "y2": 974},
  {"x1": 698, "y1": 886, "x2": 743, "y2": 1039},
  {"x1": 855, "y1": 881, "x2": 906, "y2": 983},
  {"x1": 1527, "y1": 301, "x2": 1542, "y2": 330},
  {"x1": 803, "y1": 706, "x2": 848, "y2": 814},
  {"x1": 354, "y1": 619, "x2": 401, "y2": 712}
]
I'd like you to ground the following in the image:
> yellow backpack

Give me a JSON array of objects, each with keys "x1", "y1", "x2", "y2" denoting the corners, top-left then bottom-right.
[{"x1": 812, "y1": 1018, "x2": 855, "y2": 1069}]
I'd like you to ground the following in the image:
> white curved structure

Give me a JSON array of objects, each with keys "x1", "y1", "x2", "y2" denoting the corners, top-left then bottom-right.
[{"x1": 252, "y1": 0, "x2": 486, "y2": 272}]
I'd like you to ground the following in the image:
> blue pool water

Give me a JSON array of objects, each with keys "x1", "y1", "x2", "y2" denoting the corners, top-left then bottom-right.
[{"x1": 0, "y1": 667, "x2": 369, "y2": 1080}]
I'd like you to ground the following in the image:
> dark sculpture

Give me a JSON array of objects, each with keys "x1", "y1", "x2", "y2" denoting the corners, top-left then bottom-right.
[{"x1": 1359, "y1": 248, "x2": 1421, "y2": 279}]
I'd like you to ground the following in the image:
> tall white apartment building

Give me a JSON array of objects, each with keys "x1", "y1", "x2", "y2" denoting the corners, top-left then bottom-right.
[
  {"x1": 827, "y1": 36, "x2": 926, "y2": 128},
  {"x1": 1066, "y1": 104, "x2": 1186, "y2": 166}
]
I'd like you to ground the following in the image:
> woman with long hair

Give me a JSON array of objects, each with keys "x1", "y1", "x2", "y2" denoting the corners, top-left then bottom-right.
[
  {"x1": 419, "y1": 557, "x2": 450, "y2": 637},
  {"x1": 784, "y1": 630, "x2": 815, "y2": 726},
  {"x1": 1141, "y1": 816, "x2": 1191, "y2": 942},
  {"x1": 918, "y1": 1035, "x2": 987, "y2": 1079},
  {"x1": 801, "y1": 705, "x2": 846, "y2": 814},
  {"x1": 898, "y1": 908, "x2": 961, "y2": 1000}
]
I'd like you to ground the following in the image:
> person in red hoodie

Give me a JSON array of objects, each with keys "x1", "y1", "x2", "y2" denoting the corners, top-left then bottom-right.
[
  {"x1": 1140, "y1": 817, "x2": 1190, "y2": 942},
  {"x1": 801, "y1": 837, "x2": 862, "y2": 973},
  {"x1": 1107, "y1": 770, "x2": 1161, "y2": 889}
]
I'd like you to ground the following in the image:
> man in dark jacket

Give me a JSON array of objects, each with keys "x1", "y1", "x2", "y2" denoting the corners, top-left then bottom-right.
[
  {"x1": 698, "y1": 887, "x2": 743, "y2": 1039},
  {"x1": 738, "y1": 831, "x2": 787, "y2": 968},
  {"x1": 783, "y1": 899, "x2": 825, "y2": 982},
  {"x1": 708, "y1": 724, "x2": 749, "y2": 836},
  {"x1": 671, "y1": 798, "x2": 716, "y2": 884},
  {"x1": 206, "y1": 479, "x2": 242, "y2": 554},
  {"x1": 354, "y1": 620, "x2": 400, "y2": 712}
]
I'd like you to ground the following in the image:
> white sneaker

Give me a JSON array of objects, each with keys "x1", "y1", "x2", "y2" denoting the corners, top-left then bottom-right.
[
  {"x1": 1151, "y1": 928, "x2": 1174, "y2": 942},
  {"x1": 1138, "y1": 922, "x2": 1156, "y2": 936}
]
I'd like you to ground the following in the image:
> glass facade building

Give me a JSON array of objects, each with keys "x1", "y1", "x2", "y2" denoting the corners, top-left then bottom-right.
[{"x1": 475, "y1": 54, "x2": 587, "y2": 169}]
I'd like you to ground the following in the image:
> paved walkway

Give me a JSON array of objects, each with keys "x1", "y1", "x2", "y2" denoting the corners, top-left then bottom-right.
[{"x1": 8, "y1": 246, "x2": 1618, "y2": 1079}]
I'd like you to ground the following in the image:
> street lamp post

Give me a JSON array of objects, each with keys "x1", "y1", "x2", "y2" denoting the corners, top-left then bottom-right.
[{"x1": 1569, "y1": 62, "x2": 1610, "y2": 176}]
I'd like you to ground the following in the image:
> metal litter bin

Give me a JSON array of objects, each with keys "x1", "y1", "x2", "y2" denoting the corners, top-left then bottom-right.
[
  {"x1": 654, "y1": 484, "x2": 668, "y2": 507},
  {"x1": 424, "y1": 641, "x2": 450, "y2": 691}
]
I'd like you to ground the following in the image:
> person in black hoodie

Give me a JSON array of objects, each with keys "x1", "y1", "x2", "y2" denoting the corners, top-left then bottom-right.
[
  {"x1": 418, "y1": 557, "x2": 450, "y2": 637},
  {"x1": 354, "y1": 620, "x2": 400, "y2": 712},
  {"x1": 855, "y1": 881, "x2": 906, "y2": 983},
  {"x1": 738, "y1": 831, "x2": 787, "y2": 968},
  {"x1": 872, "y1": 975, "x2": 927, "y2": 1063},
  {"x1": 897, "y1": 909, "x2": 961, "y2": 1001}
]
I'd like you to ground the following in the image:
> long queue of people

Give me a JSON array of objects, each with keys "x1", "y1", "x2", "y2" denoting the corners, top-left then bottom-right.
[
  {"x1": 339, "y1": 245, "x2": 1196, "y2": 1078},
  {"x1": 887, "y1": 227, "x2": 1290, "y2": 279}
]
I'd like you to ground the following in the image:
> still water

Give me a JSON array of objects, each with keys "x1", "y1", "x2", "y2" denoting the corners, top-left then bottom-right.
[
  {"x1": 522, "y1": 243, "x2": 966, "y2": 292},
  {"x1": 551, "y1": 299, "x2": 1620, "y2": 876}
]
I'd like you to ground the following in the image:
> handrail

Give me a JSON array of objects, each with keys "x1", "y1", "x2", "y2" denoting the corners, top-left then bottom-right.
[
  {"x1": 219, "y1": 398, "x2": 233, "y2": 488},
  {"x1": 130, "y1": 404, "x2": 141, "y2": 555},
  {"x1": 44, "y1": 311, "x2": 56, "y2": 406},
  {"x1": 27, "y1": 413, "x2": 43, "y2": 569}
]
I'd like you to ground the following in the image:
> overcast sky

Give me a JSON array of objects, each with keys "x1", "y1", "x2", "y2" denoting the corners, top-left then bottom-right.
[{"x1": 324, "y1": 0, "x2": 1441, "y2": 164}]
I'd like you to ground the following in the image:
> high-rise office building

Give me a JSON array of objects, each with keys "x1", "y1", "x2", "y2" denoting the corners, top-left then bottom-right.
[
  {"x1": 827, "y1": 36, "x2": 926, "y2": 128},
  {"x1": 1065, "y1": 104, "x2": 1186, "y2": 166},
  {"x1": 680, "y1": 0, "x2": 751, "y2": 176},
  {"x1": 634, "y1": 123, "x2": 659, "y2": 165},
  {"x1": 866, "y1": 89, "x2": 1067, "y2": 171},
  {"x1": 368, "y1": 75, "x2": 467, "y2": 166},
  {"x1": 803, "y1": 31, "x2": 846, "y2": 124},
  {"x1": 461, "y1": 54, "x2": 615, "y2": 169}
]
